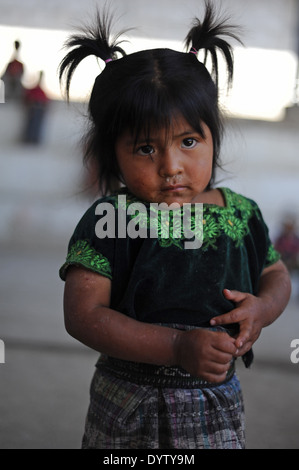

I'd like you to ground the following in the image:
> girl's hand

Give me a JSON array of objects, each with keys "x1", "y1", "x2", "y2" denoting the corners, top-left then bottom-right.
[
  {"x1": 210, "y1": 289, "x2": 264, "y2": 356},
  {"x1": 174, "y1": 328, "x2": 238, "y2": 383},
  {"x1": 210, "y1": 261, "x2": 291, "y2": 357}
]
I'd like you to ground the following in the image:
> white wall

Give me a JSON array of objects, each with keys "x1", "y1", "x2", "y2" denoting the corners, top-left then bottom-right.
[{"x1": 0, "y1": 0, "x2": 298, "y2": 51}]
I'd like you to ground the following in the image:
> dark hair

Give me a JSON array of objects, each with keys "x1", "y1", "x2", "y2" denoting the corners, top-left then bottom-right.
[{"x1": 59, "y1": 1, "x2": 241, "y2": 195}]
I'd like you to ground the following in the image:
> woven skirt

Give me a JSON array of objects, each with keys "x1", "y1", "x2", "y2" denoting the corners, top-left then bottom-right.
[{"x1": 81, "y1": 357, "x2": 245, "y2": 449}]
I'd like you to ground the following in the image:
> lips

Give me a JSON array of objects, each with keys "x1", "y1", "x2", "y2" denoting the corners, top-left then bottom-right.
[{"x1": 161, "y1": 185, "x2": 187, "y2": 192}]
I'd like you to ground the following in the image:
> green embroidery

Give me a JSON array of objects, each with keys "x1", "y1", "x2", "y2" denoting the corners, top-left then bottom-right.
[
  {"x1": 266, "y1": 243, "x2": 281, "y2": 266},
  {"x1": 218, "y1": 214, "x2": 249, "y2": 248},
  {"x1": 201, "y1": 188, "x2": 262, "y2": 251},
  {"x1": 202, "y1": 214, "x2": 222, "y2": 250},
  {"x1": 110, "y1": 187, "x2": 273, "y2": 253},
  {"x1": 114, "y1": 192, "x2": 202, "y2": 250},
  {"x1": 66, "y1": 240, "x2": 112, "y2": 279}
]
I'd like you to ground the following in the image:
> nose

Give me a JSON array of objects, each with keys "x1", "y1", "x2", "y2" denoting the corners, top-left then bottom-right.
[{"x1": 158, "y1": 147, "x2": 183, "y2": 179}]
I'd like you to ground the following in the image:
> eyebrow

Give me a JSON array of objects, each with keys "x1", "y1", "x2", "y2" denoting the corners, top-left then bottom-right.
[{"x1": 125, "y1": 130, "x2": 198, "y2": 146}]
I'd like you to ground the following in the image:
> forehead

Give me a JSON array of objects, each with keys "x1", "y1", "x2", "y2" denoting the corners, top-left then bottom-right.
[{"x1": 120, "y1": 114, "x2": 206, "y2": 144}]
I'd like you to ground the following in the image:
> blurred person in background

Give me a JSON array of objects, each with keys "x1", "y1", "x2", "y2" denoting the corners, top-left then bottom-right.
[
  {"x1": 23, "y1": 70, "x2": 50, "y2": 144},
  {"x1": 1, "y1": 40, "x2": 24, "y2": 101},
  {"x1": 275, "y1": 216, "x2": 299, "y2": 273}
]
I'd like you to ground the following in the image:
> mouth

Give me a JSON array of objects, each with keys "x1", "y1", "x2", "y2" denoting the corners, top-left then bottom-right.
[{"x1": 161, "y1": 185, "x2": 187, "y2": 192}]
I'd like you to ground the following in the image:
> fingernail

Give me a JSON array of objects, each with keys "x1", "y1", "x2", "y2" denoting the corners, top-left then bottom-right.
[{"x1": 223, "y1": 289, "x2": 231, "y2": 296}]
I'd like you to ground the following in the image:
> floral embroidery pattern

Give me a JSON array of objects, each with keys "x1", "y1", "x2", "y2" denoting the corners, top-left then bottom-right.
[
  {"x1": 114, "y1": 188, "x2": 267, "y2": 252},
  {"x1": 218, "y1": 214, "x2": 248, "y2": 248},
  {"x1": 65, "y1": 240, "x2": 112, "y2": 279},
  {"x1": 116, "y1": 193, "x2": 203, "y2": 250},
  {"x1": 202, "y1": 214, "x2": 221, "y2": 250},
  {"x1": 266, "y1": 243, "x2": 281, "y2": 266},
  {"x1": 201, "y1": 189, "x2": 262, "y2": 251}
]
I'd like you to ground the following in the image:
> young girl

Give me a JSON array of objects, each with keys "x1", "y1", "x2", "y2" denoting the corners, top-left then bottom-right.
[{"x1": 59, "y1": 2, "x2": 291, "y2": 449}]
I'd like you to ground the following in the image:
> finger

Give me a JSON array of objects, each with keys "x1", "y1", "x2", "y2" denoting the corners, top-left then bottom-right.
[
  {"x1": 234, "y1": 324, "x2": 251, "y2": 349},
  {"x1": 223, "y1": 288, "x2": 247, "y2": 304},
  {"x1": 212, "y1": 333, "x2": 238, "y2": 355},
  {"x1": 209, "y1": 347, "x2": 235, "y2": 363},
  {"x1": 204, "y1": 361, "x2": 234, "y2": 383},
  {"x1": 210, "y1": 308, "x2": 243, "y2": 326},
  {"x1": 234, "y1": 341, "x2": 252, "y2": 356}
]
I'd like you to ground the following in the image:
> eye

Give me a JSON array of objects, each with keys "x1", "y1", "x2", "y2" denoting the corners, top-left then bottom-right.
[
  {"x1": 181, "y1": 137, "x2": 197, "y2": 149},
  {"x1": 137, "y1": 144, "x2": 155, "y2": 156}
]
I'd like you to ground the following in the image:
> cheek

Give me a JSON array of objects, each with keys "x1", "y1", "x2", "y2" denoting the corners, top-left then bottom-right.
[
  {"x1": 193, "y1": 155, "x2": 213, "y2": 175},
  {"x1": 117, "y1": 156, "x2": 135, "y2": 185},
  {"x1": 129, "y1": 170, "x2": 153, "y2": 191},
  {"x1": 120, "y1": 165, "x2": 150, "y2": 193},
  {"x1": 189, "y1": 155, "x2": 213, "y2": 187}
]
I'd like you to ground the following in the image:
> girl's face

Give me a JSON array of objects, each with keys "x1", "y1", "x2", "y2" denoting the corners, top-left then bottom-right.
[{"x1": 115, "y1": 115, "x2": 214, "y2": 206}]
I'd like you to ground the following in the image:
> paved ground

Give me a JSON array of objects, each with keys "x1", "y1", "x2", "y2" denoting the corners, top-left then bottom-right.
[{"x1": 0, "y1": 244, "x2": 298, "y2": 449}]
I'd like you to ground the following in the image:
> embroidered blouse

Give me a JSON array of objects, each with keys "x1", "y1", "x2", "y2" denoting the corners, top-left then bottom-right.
[{"x1": 59, "y1": 187, "x2": 280, "y2": 331}]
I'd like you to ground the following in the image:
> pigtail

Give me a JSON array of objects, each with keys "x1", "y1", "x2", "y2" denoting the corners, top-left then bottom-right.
[
  {"x1": 185, "y1": 0, "x2": 242, "y2": 88},
  {"x1": 59, "y1": 9, "x2": 128, "y2": 100}
]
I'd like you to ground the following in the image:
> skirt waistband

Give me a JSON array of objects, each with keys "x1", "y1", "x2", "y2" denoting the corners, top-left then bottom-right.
[{"x1": 97, "y1": 356, "x2": 235, "y2": 389}]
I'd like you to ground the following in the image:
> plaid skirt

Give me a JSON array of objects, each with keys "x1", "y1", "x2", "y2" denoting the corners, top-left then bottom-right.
[{"x1": 81, "y1": 357, "x2": 245, "y2": 449}]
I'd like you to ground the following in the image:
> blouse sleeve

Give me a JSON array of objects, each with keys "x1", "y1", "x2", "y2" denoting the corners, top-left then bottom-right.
[
  {"x1": 265, "y1": 242, "x2": 281, "y2": 267},
  {"x1": 59, "y1": 198, "x2": 116, "y2": 281},
  {"x1": 251, "y1": 201, "x2": 281, "y2": 269}
]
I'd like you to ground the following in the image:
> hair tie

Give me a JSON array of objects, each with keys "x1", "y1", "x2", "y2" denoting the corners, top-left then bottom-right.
[
  {"x1": 189, "y1": 47, "x2": 198, "y2": 56},
  {"x1": 105, "y1": 58, "x2": 113, "y2": 63}
]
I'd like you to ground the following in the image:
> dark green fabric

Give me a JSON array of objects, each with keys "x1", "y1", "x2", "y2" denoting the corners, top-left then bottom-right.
[{"x1": 60, "y1": 187, "x2": 280, "y2": 329}]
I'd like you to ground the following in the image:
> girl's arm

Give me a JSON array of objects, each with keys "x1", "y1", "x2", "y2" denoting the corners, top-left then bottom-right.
[
  {"x1": 63, "y1": 266, "x2": 238, "y2": 383},
  {"x1": 210, "y1": 260, "x2": 292, "y2": 356}
]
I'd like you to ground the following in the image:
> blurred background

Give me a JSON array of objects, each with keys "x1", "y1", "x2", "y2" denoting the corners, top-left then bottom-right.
[{"x1": 0, "y1": 0, "x2": 298, "y2": 449}]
